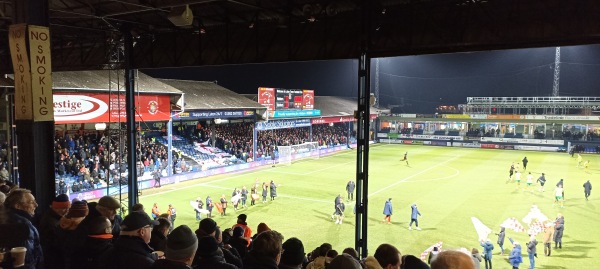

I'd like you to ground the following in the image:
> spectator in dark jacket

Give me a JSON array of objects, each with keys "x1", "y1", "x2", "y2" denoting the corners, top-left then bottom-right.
[
  {"x1": 228, "y1": 226, "x2": 249, "y2": 258},
  {"x1": 243, "y1": 230, "x2": 284, "y2": 269},
  {"x1": 54, "y1": 200, "x2": 89, "y2": 269},
  {"x1": 279, "y1": 237, "x2": 306, "y2": 269},
  {"x1": 150, "y1": 225, "x2": 198, "y2": 269},
  {"x1": 113, "y1": 211, "x2": 159, "y2": 269},
  {"x1": 193, "y1": 236, "x2": 240, "y2": 269},
  {"x1": 76, "y1": 195, "x2": 123, "y2": 247},
  {"x1": 149, "y1": 217, "x2": 171, "y2": 252},
  {"x1": 71, "y1": 216, "x2": 115, "y2": 269},
  {"x1": 4, "y1": 188, "x2": 44, "y2": 269},
  {"x1": 38, "y1": 194, "x2": 70, "y2": 269}
]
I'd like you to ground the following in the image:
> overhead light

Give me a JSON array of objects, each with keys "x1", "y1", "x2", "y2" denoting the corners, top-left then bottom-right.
[
  {"x1": 95, "y1": 123, "x2": 107, "y2": 131},
  {"x1": 168, "y1": 5, "x2": 194, "y2": 27}
]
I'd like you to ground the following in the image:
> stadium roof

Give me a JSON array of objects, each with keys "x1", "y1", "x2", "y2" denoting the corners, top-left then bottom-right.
[
  {"x1": 157, "y1": 79, "x2": 266, "y2": 111},
  {"x1": 4, "y1": 1, "x2": 600, "y2": 71},
  {"x1": 5, "y1": 70, "x2": 182, "y2": 94},
  {"x1": 51, "y1": 70, "x2": 182, "y2": 94}
]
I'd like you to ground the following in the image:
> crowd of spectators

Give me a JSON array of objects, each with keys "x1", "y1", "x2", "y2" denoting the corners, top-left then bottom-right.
[
  {"x1": 189, "y1": 122, "x2": 353, "y2": 162},
  {"x1": 52, "y1": 132, "x2": 171, "y2": 195},
  {"x1": 1, "y1": 187, "x2": 485, "y2": 269}
]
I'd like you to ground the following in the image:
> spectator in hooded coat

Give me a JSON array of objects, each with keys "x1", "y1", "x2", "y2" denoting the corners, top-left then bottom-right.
[
  {"x1": 553, "y1": 214, "x2": 565, "y2": 249},
  {"x1": 508, "y1": 242, "x2": 523, "y2": 269},
  {"x1": 496, "y1": 227, "x2": 506, "y2": 255},
  {"x1": 479, "y1": 239, "x2": 494, "y2": 269}
]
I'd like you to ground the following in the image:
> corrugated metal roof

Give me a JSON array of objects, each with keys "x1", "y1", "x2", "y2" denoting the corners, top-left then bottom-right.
[
  {"x1": 51, "y1": 70, "x2": 182, "y2": 94},
  {"x1": 0, "y1": 77, "x2": 12, "y2": 87},
  {"x1": 158, "y1": 79, "x2": 265, "y2": 110}
]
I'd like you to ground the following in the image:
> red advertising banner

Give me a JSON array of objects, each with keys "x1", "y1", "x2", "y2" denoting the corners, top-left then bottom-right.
[
  {"x1": 258, "y1": 87, "x2": 275, "y2": 111},
  {"x1": 54, "y1": 93, "x2": 171, "y2": 124},
  {"x1": 312, "y1": 116, "x2": 355, "y2": 124},
  {"x1": 480, "y1": 144, "x2": 500, "y2": 149},
  {"x1": 302, "y1": 89, "x2": 314, "y2": 109}
]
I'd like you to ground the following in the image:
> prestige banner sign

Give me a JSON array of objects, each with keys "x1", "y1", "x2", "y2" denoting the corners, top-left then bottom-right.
[{"x1": 54, "y1": 93, "x2": 171, "y2": 124}]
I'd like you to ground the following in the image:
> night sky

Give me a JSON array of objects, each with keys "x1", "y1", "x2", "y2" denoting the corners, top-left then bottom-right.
[{"x1": 143, "y1": 44, "x2": 600, "y2": 114}]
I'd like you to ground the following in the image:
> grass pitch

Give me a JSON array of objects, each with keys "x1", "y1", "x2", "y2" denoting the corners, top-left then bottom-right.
[{"x1": 140, "y1": 144, "x2": 599, "y2": 268}]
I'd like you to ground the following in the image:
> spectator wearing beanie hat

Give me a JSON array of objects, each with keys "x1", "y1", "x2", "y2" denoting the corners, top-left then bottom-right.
[
  {"x1": 196, "y1": 218, "x2": 218, "y2": 237},
  {"x1": 279, "y1": 237, "x2": 306, "y2": 269},
  {"x1": 192, "y1": 235, "x2": 239, "y2": 269},
  {"x1": 232, "y1": 213, "x2": 253, "y2": 245},
  {"x1": 151, "y1": 225, "x2": 198, "y2": 269},
  {"x1": 39, "y1": 194, "x2": 71, "y2": 269},
  {"x1": 60, "y1": 200, "x2": 89, "y2": 230},
  {"x1": 54, "y1": 200, "x2": 89, "y2": 269},
  {"x1": 71, "y1": 216, "x2": 115, "y2": 269}
]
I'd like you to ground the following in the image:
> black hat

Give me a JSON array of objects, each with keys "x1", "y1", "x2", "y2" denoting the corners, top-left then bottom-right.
[
  {"x1": 165, "y1": 225, "x2": 198, "y2": 261},
  {"x1": 199, "y1": 218, "x2": 218, "y2": 235},
  {"x1": 281, "y1": 237, "x2": 305, "y2": 266},
  {"x1": 197, "y1": 236, "x2": 219, "y2": 256},
  {"x1": 232, "y1": 226, "x2": 244, "y2": 237},
  {"x1": 52, "y1": 194, "x2": 71, "y2": 209},
  {"x1": 237, "y1": 214, "x2": 247, "y2": 222},
  {"x1": 403, "y1": 255, "x2": 430, "y2": 269},
  {"x1": 121, "y1": 211, "x2": 159, "y2": 231}
]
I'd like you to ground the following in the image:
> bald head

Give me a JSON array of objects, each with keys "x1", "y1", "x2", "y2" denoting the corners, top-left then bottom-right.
[{"x1": 431, "y1": 250, "x2": 475, "y2": 269}]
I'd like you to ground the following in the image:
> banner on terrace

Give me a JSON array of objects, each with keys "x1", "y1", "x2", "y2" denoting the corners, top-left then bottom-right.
[
  {"x1": 255, "y1": 119, "x2": 311, "y2": 131},
  {"x1": 54, "y1": 93, "x2": 171, "y2": 124}
]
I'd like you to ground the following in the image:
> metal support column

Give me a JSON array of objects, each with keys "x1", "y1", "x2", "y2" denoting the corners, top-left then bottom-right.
[
  {"x1": 355, "y1": 0, "x2": 371, "y2": 258},
  {"x1": 122, "y1": 25, "x2": 139, "y2": 210},
  {"x1": 12, "y1": 0, "x2": 55, "y2": 210},
  {"x1": 167, "y1": 119, "x2": 173, "y2": 176},
  {"x1": 252, "y1": 122, "x2": 257, "y2": 161}
]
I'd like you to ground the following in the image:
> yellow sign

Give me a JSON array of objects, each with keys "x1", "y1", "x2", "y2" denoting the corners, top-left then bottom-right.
[
  {"x1": 8, "y1": 24, "x2": 33, "y2": 120},
  {"x1": 28, "y1": 25, "x2": 54, "y2": 121},
  {"x1": 442, "y1": 114, "x2": 470, "y2": 119}
]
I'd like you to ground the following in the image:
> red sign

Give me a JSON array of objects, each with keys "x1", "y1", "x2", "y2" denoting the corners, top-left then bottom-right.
[
  {"x1": 258, "y1": 87, "x2": 275, "y2": 111},
  {"x1": 302, "y1": 89, "x2": 314, "y2": 109},
  {"x1": 480, "y1": 144, "x2": 500, "y2": 149},
  {"x1": 54, "y1": 93, "x2": 171, "y2": 124},
  {"x1": 311, "y1": 116, "x2": 356, "y2": 124}
]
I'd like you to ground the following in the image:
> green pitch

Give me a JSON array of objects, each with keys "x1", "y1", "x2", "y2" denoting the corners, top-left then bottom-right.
[{"x1": 140, "y1": 144, "x2": 599, "y2": 268}]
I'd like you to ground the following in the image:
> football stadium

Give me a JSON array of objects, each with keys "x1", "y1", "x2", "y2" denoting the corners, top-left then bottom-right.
[{"x1": 2, "y1": 1, "x2": 600, "y2": 269}]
